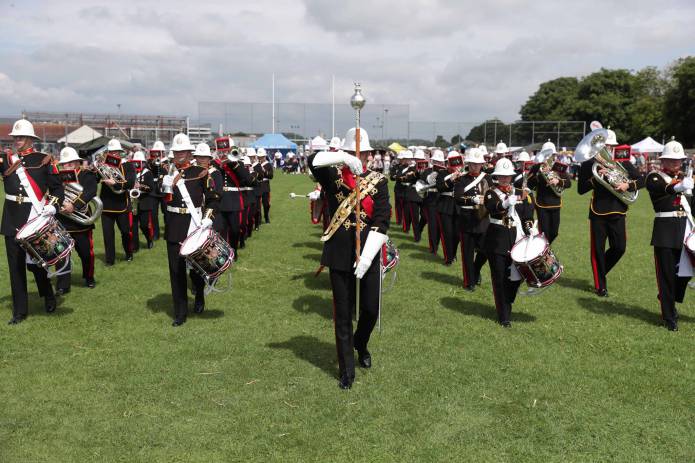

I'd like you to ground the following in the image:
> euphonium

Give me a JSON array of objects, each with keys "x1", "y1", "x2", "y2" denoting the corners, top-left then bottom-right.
[
  {"x1": 539, "y1": 153, "x2": 565, "y2": 197},
  {"x1": 574, "y1": 128, "x2": 638, "y2": 205},
  {"x1": 94, "y1": 152, "x2": 127, "y2": 194},
  {"x1": 61, "y1": 183, "x2": 104, "y2": 225},
  {"x1": 415, "y1": 171, "x2": 439, "y2": 198}
]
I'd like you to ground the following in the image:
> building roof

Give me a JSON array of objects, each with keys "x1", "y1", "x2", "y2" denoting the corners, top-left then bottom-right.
[{"x1": 58, "y1": 124, "x2": 103, "y2": 144}]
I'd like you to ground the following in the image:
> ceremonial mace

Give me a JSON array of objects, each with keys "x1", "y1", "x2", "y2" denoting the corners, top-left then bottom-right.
[{"x1": 351, "y1": 83, "x2": 366, "y2": 320}]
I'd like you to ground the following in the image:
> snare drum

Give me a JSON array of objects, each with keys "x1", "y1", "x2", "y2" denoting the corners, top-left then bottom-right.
[
  {"x1": 180, "y1": 227, "x2": 234, "y2": 282},
  {"x1": 685, "y1": 231, "x2": 695, "y2": 264},
  {"x1": 15, "y1": 215, "x2": 75, "y2": 268},
  {"x1": 510, "y1": 234, "x2": 562, "y2": 288},
  {"x1": 381, "y1": 239, "x2": 400, "y2": 274}
]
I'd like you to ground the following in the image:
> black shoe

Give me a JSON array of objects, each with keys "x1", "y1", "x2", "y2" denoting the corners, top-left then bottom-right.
[
  {"x1": 55, "y1": 287, "x2": 70, "y2": 296},
  {"x1": 338, "y1": 375, "x2": 353, "y2": 390},
  {"x1": 147, "y1": 241, "x2": 154, "y2": 249},
  {"x1": 172, "y1": 318, "x2": 186, "y2": 327},
  {"x1": 254, "y1": 227, "x2": 259, "y2": 232},
  {"x1": 105, "y1": 262, "x2": 114, "y2": 267},
  {"x1": 444, "y1": 261, "x2": 453, "y2": 266},
  {"x1": 8, "y1": 314, "x2": 26, "y2": 325},
  {"x1": 126, "y1": 254, "x2": 134, "y2": 262},
  {"x1": 501, "y1": 321, "x2": 511, "y2": 328},
  {"x1": 194, "y1": 299, "x2": 205, "y2": 314},
  {"x1": 239, "y1": 241, "x2": 245, "y2": 249},
  {"x1": 45, "y1": 297, "x2": 57, "y2": 313},
  {"x1": 666, "y1": 320, "x2": 678, "y2": 331},
  {"x1": 265, "y1": 219, "x2": 270, "y2": 224},
  {"x1": 85, "y1": 278, "x2": 96, "y2": 288},
  {"x1": 357, "y1": 349, "x2": 372, "y2": 369},
  {"x1": 464, "y1": 285, "x2": 475, "y2": 292},
  {"x1": 596, "y1": 288, "x2": 608, "y2": 297},
  {"x1": 476, "y1": 275, "x2": 482, "y2": 286}
]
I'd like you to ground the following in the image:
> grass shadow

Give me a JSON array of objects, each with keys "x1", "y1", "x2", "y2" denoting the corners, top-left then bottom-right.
[
  {"x1": 440, "y1": 296, "x2": 537, "y2": 323},
  {"x1": 147, "y1": 293, "x2": 172, "y2": 317},
  {"x1": 267, "y1": 335, "x2": 336, "y2": 377},
  {"x1": 576, "y1": 297, "x2": 694, "y2": 325},
  {"x1": 292, "y1": 294, "x2": 332, "y2": 320},
  {"x1": 396, "y1": 241, "x2": 427, "y2": 251},
  {"x1": 292, "y1": 241, "x2": 323, "y2": 251},
  {"x1": 196, "y1": 309, "x2": 224, "y2": 319},
  {"x1": 408, "y1": 251, "x2": 440, "y2": 262},
  {"x1": 290, "y1": 271, "x2": 331, "y2": 291},
  {"x1": 0, "y1": 293, "x2": 75, "y2": 318},
  {"x1": 421, "y1": 270, "x2": 461, "y2": 287},
  {"x1": 555, "y1": 276, "x2": 593, "y2": 292},
  {"x1": 302, "y1": 253, "x2": 323, "y2": 262}
]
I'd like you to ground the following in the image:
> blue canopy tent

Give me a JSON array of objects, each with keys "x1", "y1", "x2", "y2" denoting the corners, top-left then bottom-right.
[{"x1": 250, "y1": 133, "x2": 297, "y2": 159}]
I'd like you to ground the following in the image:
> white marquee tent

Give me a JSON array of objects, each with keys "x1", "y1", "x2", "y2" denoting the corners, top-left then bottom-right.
[{"x1": 631, "y1": 136, "x2": 664, "y2": 154}]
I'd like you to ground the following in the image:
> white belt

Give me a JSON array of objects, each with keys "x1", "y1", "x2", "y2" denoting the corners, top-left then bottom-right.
[
  {"x1": 440, "y1": 192, "x2": 453, "y2": 197},
  {"x1": 655, "y1": 211, "x2": 687, "y2": 218},
  {"x1": 223, "y1": 187, "x2": 242, "y2": 192},
  {"x1": 5, "y1": 194, "x2": 30, "y2": 204},
  {"x1": 261, "y1": 179, "x2": 269, "y2": 182},
  {"x1": 489, "y1": 217, "x2": 517, "y2": 227},
  {"x1": 460, "y1": 205, "x2": 476, "y2": 210},
  {"x1": 242, "y1": 187, "x2": 253, "y2": 191},
  {"x1": 167, "y1": 206, "x2": 201, "y2": 214}
]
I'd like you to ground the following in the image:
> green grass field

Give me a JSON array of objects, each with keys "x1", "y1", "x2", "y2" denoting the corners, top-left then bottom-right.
[{"x1": 0, "y1": 174, "x2": 693, "y2": 462}]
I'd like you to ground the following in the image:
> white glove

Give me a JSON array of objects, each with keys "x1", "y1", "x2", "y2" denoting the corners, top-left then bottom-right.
[
  {"x1": 308, "y1": 191, "x2": 321, "y2": 201},
  {"x1": 529, "y1": 227, "x2": 539, "y2": 236},
  {"x1": 472, "y1": 195, "x2": 482, "y2": 205},
  {"x1": 200, "y1": 218, "x2": 213, "y2": 229},
  {"x1": 162, "y1": 175, "x2": 174, "y2": 188},
  {"x1": 503, "y1": 195, "x2": 518, "y2": 208},
  {"x1": 342, "y1": 154, "x2": 363, "y2": 176},
  {"x1": 41, "y1": 204, "x2": 56, "y2": 216},
  {"x1": 354, "y1": 231, "x2": 388, "y2": 279},
  {"x1": 312, "y1": 150, "x2": 362, "y2": 175},
  {"x1": 675, "y1": 177, "x2": 694, "y2": 192}
]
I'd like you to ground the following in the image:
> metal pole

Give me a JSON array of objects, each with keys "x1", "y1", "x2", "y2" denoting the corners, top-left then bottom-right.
[
  {"x1": 531, "y1": 121, "x2": 535, "y2": 145},
  {"x1": 331, "y1": 75, "x2": 335, "y2": 138},
  {"x1": 508, "y1": 123, "x2": 512, "y2": 146},
  {"x1": 556, "y1": 122, "x2": 560, "y2": 147},
  {"x1": 272, "y1": 73, "x2": 275, "y2": 133},
  {"x1": 484, "y1": 121, "x2": 487, "y2": 145},
  {"x1": 493, "y1": 120, "x2": 497, "y2": 145}
]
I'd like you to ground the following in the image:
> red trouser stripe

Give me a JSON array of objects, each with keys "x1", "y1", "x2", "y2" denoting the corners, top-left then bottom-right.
[
  {"x1": 589, "y1": 221, "x2": 600, "y2": 290},
  {"x1": 654, "y1": 251, "x2": 666, "y2": 320},
  {"x1": 128, "y1": 212, "x2": 134, "y2": 253},
  {"x1": 87, "y1": 230, "x2": 95, "y2": 278},
  {"x1": 436, "y1": 212, "x2": 449, "y2": 262}
]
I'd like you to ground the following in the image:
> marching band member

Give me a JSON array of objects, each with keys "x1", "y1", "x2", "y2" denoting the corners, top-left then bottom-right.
[
  {"x1": 308, "y1": 128, "x2": 390, "y2": 389},
  {"x1": 148, "y1": 140, "x2": 167, "y2": 240},
  {"x1": 252, "y1": 149, "x2": 265, "y2": 231},
  {"x1": 436, "y1": 150, "x2": 463, "y2": 265},
  {"x1": 409, "y1": 150, "x2": 429, "y2": 242},
  {"x1": 455, "y1": 147, "x2": 491, "y2": 291},
  {"x1": 394, "y1": 150, "x2": 416, "y2": 233},
  {"x1": 527, "y1": 141, "x2": 571, "y2": 244},
  {"x1": 56, "y1": 147, "x2": 98, "y2": 294},
  {"x1": 99, "y1": 139, "x2": 137, "y2": 265},
  {"x1": 213, "y1": 137, "x2": 249, "y2": 258},
  {"x1": 1, "y1": 119, "x2": 65, "y2": 324},
  {"x1": 483, "y1": 158, "x2": 535, "y2": 327},
  {"x1": 130, "y1": 151, "x2": 156, "y2": 251},
  {"x1": 259, "y1": 148, "x2": 274, "y2": 224},
  {"x1": 160, "y1": 133, "x2": 220, "y2": 327},
  {"x1": 578, "y1": 128, "x2": 644, "y2": 297},
  {"x1": 242, "y1": 150, "x2": 260, "y2": 240},
  {"x1": 390, "y1": 150, "x2": 406, "y2": 226},
  {"x1": 421, "y1": 149, "x2": 445, "y2": 254},
  {"x1": 646, "y1": 139, "x2": 693, "y2": 331}
]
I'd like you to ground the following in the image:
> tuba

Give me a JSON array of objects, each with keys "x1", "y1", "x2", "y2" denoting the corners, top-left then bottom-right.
[
  {"x1": 94, "y1": 152, "x2": 127, "y2": 194},
  {"x1": 61, "y1": 183, "x2": 103, "y2": 225},
  {"x1": 539, "y1": 153, "x2": 565, "y2": 197},
  {"x1": 575, "y1": 128, "x2": 638, "y2": 205}
]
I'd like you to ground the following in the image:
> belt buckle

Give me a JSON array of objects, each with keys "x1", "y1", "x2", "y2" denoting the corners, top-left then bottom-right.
[
  {"x1": 678, "y1": 211, "x2": 686, "y2": 217},
  {"x1": 16, "y1": 194, "x2": 24, "y2": 204}
]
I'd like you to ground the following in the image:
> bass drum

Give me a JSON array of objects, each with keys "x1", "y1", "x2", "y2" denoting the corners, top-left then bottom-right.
[
  {"x1": 510, "y1": 234, "x2": 562, "y2": 288},
  {"x1": 15, "y1": 215, "x2": 74, "y2": 268},
  {"x1": 180, "y1": 227, "x2": 234, "y2": 282}
]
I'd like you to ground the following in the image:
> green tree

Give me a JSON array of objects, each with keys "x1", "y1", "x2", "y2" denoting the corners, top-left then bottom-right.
[
  {"x1": 664, "y1": 56, "x2": 695, "y2": 147},
  {"x1": 520, "y1": 77, "x2": 579, "y2": 121},
  {"x1": 434, "y1": 135, "x2": 448, "y2": 148}
]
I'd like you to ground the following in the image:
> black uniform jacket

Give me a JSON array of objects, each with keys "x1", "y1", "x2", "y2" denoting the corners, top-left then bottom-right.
[
  {"x1": 435, "y1": 169, "x2": 459, "y2": 215},
  {"x1": 527, "y1": 163, "x2": 572, "y2": 208},
  {"x1": 577, "y1": 158, "x2": 644, "y2": 217},
  {"x1": 259, "y1": 160, "x2": 273, "y2": 194},
  {"x1": 253, "y1": 163, "x2": 264, "y2": 198},
  {"x1": 148, "y1": 160, "x2": 164, "y2": 199},
  {"x1": 134, "y1": 167, "x2": 156, "y2": 211},
  {"x1": 395, "y1": 165, "x2": 420, "y2": 203},
  {"x1": 390, "y1": 162, "x2": 407, "y2": 199},
  {"x1": 215, "y1": 159, "x2": 250, "y2": 212},
  {"x1": 99, "y1": 160, "x2": 137, "y2": 213},
  {"x1": 309, "y1": 154, "x2": 391, "y2": 274},
  {"x1": 420, "y1": 167, "x2": 440, "y2": 207},
  {"x1": 455, "y1": 172, "x2": 493, "y2": 233},
  {"x1": 1, "y1": 149, "x2": 65, "y2": 237},
  {"x1": 58, "y1": 168, "x2": 98, "y2": 232},
  {"x1": 483, "y1": 187, "x2": 534, "y2": 256},
  {"x1": 646, "y1": 170, "x2": 693, "y2": 249},
  {"x1": 164, "y1": 165, "x2": 220, "y2": 243},
  {"x1": 243, "y1": 165, "x2": 259, "y2": 206}
]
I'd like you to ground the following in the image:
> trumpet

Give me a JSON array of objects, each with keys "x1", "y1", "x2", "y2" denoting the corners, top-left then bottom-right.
[
  {"x1": 61, "y1": 183, "x2": 103, "y2": 225},
  {"x1": 129, "y1": 189, "x2": 141, "y2": 199}
]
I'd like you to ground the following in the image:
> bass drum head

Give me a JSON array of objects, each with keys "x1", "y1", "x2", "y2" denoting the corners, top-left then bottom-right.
[
  {"x1": 511, "y1": 235, "x2": 547, "y2": 263},
  {"x1": 16, "y1": 215, "x2": 51, "y2": 240},
  {"x1": 180, "y1": 227, "x2": 211, "y2": 256}
]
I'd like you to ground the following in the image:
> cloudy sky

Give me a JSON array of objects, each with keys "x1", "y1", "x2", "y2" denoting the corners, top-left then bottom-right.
[{"x1": 1, "y1": 0, "x2": 693, "y2": 132}]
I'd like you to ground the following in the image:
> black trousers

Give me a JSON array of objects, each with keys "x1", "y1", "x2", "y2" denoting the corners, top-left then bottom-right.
[
  {"x1": 401, "y1": 198, "x2": 412, "y2": 233},
  {"x1": 216, "y1": 210, "x2": 243, "y2": 252},
  {"x1": 589, "y1": 215, "x2": 626, "y2": 291},
  {"x1": 537, "y1": 207, "x2": 561, "y2": 244},
  {"x1": 488, "y1": 252, "x2": 522, "y2": 324},
  {"x1": 423, "y1": 204, "x2": 440, "y2": 253},
  {"x1": 166, "y1": 241, "x2": 204, "y2": 321},
  {"x1": 4, "y1": 236, "x2": 54, "y2": 317},
  {"x1": 406, "y1": 201, "x2": 425, "y2": 242},
  {"x1": 460, "y1": 230, "x2": 487, "y2": 287},
  {"x1": 329, "y1": 268, "x2": 381, "y2": 380},
  {"x1": 132, "y1": 209, "x2": 155, "y2": 251},
  {"x1": 102, "y1": 211, "x2": 132, "y2": 264},
  {"x1": 159, "y1": 198, "x2": 167, "y2": 238},
  {"x1": 437, "y1": 212, "x2": 459, "y2": 264},
  {"x1": 246, "y1": 203, "x2": 256, "y2": 238},
  {"x1": 654, "y1": 247, "x2": 690, "y2": 324},
  {"x1": 254, "y1": 195, "x2": 263, "y2": 230},
  {"x1": 394, "y1": 196, "x2": 403, "y2": 225},
  {"x1": 151, "y1": 200, "x2": 162, "y2": 240},
  {"x1": 262, "y1": 191, "x2": 271, "y2": 222},
  {"x1": 57, "y1": 230, "x2": 95, "y2": 290}
]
